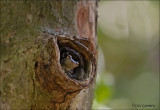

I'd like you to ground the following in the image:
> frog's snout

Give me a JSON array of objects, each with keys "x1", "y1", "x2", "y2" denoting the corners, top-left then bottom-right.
[
  {"x1": 76, "y1": 62, "x2": 79, "y2": 65},
  {"x1": 75, "y1": 62, "x2": 79, "y2": 66}
]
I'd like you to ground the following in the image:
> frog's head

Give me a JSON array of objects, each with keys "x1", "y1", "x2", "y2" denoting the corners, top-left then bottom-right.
[{"x1": 61, "y1": 55, "x2": 79, "y2": 72}]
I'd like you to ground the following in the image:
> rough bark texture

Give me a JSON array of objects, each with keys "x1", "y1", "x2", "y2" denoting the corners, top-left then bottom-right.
[{"x1": 0, "y1": 0, "x2": 97, "y2": 109}]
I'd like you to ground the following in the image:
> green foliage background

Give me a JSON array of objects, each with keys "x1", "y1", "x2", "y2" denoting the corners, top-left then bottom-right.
[{"x1": 93, "y1": 1, "x2": 159, "y2": 109}]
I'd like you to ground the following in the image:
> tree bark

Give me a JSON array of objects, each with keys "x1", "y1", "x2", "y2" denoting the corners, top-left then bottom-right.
[{"x1": 0, "y1": 0, "x2": 97, "y2": 109}]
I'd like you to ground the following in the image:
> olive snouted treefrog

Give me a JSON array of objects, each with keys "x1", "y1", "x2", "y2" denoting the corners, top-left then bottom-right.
[{"x1": 61, "y1": 55, "x2": 79, "y2": 72}]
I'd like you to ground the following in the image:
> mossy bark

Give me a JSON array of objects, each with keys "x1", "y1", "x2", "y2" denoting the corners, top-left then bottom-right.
[{"x1": 0, "y1": 0, "x2": 97, "y2": 109}]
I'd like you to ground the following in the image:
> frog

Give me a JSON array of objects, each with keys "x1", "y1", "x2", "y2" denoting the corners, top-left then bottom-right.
[{"x1": 61, "y1": 55, "x2": 79, "y2": 72}]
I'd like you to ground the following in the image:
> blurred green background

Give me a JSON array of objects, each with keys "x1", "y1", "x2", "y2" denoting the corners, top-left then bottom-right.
[{"x1": 92, "y1": 1, "x2": 159, "y2": 109}]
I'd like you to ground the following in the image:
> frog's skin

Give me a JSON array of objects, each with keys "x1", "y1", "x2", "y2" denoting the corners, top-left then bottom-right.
[{"x1": 61, "y1": 55, "x2": 79, "y2": 72}]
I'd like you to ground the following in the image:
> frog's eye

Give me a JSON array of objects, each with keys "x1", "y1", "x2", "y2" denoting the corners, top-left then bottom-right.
[{"x1": 67, "y1": 55, "x2": 72, "y2": 59}]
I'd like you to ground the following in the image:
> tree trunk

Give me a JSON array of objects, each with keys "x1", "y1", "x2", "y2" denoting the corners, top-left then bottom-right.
[{"x1": 0, "y1": 0, "x2": 97, "y2": 109}]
